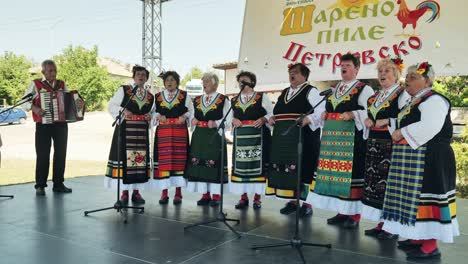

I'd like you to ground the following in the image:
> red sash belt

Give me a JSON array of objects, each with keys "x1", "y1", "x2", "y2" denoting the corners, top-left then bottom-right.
[
  {"x1": 327, "y1": 113, "x2": 345, "y2": 121},
  {"x1": 126, "y1": 114, "x2": 146, "y2": 121},
  {"x1": 241, "y1": 120, "x2": 256, "y2": 125},
  {"x1": 160, "y1": 118, "x2": 179, "y2": 124},
  {"x1": 371, "y1": 126, "x2": 389, "y2": 132},
  {"x1": 275, "y1": 114, "x2": 301, "y2": 121},
  {"x1": 196, "y1": 121, "x2": 209, "y2": 128}
]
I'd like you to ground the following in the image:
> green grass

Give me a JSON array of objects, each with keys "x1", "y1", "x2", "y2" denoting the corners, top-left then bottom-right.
[{"x1": 0, "y1": 159, "x2": 106, "y2": 186}]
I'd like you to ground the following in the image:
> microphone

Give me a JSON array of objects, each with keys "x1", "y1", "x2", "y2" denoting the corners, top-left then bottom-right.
[
  {"x1": 131, "y1": 85, "x2": 139, "y2": 94},
  {"x1": 240, "y1": 80, "x2": 254, "y2": 89},
  {"x1": 20, "y1": 93, "x2": 34, "y2": 101},
  {"x1": 319, "y1": 88, "x2": 333, "y2": 96}
]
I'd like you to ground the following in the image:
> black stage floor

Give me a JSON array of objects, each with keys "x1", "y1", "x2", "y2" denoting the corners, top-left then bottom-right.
[{"x1": 0, "y1": 176, "x2": 466, "y2": 264}]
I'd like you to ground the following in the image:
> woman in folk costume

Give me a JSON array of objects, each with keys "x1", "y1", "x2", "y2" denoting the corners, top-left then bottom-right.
[
  {"x1": 186, "y1": 72, "x2": 231, "y2": 207},
  {"x1": 361, "y1": 57, "x2": 410, "y2": 240},
  {"x1": 229, "y1": 71, "x2": 273, "y2": 210},
  {"x1": 266, "y1": 63, "x2": 325, "y2": 217},
  {"x1": 105, "y1": 66, "x2": 154, "y2": 204},
  {"x1": 381, "y1": 62, "x2": 458, "y2": 260},
  {"x1": 152, "y1": 71, "x2": 193, "y2": 205},
  {"x1": 307, "y1": 53, "x2": 374, "y2": 228}
]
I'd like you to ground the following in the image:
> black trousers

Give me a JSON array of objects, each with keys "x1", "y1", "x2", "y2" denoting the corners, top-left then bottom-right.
[{"x1": 35, "y1": 123, "x2": 68, "y2": 189}]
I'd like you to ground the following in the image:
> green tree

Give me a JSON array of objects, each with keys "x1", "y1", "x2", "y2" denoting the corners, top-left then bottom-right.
[
  {"x1": 0, "y1": 51, "x2": 32, "y2": 104},
  {"x1": 180, "y1": 66, "x2": 204, "y2": 88},
  {"x1": 54, "y1": 45, "x2": 121, "y2": 111},
  {"x1": 433, "y1": 76, "x2": 468, "y2": 107}
]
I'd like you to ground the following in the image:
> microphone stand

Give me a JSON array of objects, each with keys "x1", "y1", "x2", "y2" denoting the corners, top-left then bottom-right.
[
  {"x1": 251, "y1": 89, "x2": 333, "y2": 264},
  {"x1": 0, "y1": 96, "x2": 34, "y2": 199},
  {"x1": 184, "y1": 86, "x2": 247, "y2": 238},
  {"x1": 84, "y1": 86, "x2": 145, "y2": 223}
]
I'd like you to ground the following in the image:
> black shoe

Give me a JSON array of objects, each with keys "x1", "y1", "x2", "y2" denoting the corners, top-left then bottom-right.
[
  {"x1": 397, "y1": 240, "x2": 421, "y2": 251},
  {"x1": 253, "y1": 200, "x2": 262, "y2": 210},
  {"x1": 131, "y1": 193, "x2": 146, "y2": 204},
  {"x1": 280, "y1": 202, "x2": 297, "y2": 215},
  {"x1": 364, "y1": 228, "x2": 382, "y2": 237},
  {"x1": 119, "y1": 198, "x2": 129, "y2": 205},
  {"x1": 209, "y1": 199, "x2": 220, "y2": 207},
  {"x1": 407, "y1": 248, "x2": 441, "y2": 260},
  {"x1": 342, "y1": 218, "x2": 359, "y2": 229},
  {"x1": 159, "y1": 196, "x2": 169, "y2": 205},
  {"x1": 197, "y1": 197, "x2": 211, "y2": 206},
  {"x1": 52, "y1": 185, "x2": 72, "y2": 193},
  {"x1": 327, "y1": 214, "x2": 348, "y2": 225},
  {"x1": 235, "y1": 199, "x2": 249, "y2": 210},
  {"x1": 299, "y1": 205, "x2": 313, "y2": 217},
  {"x1": 36, "y1": 187, "x2": 46, "y2": 196},
  {"x1": 377, "y1": 232, "x2": 399, "y2": 240},
  {"x1": 173, "y1": 196, "x2": 182, "y2": 205}
]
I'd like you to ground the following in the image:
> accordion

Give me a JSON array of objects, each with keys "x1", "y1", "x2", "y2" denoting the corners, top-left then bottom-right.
[{"x1": 40, "y1": 90, "x2": 85, "y2": 124}]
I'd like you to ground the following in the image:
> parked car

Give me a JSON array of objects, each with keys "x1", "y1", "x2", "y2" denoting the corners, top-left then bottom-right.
[{"x1": 0, "y1": 107, "x2": 27, "y2": 125}]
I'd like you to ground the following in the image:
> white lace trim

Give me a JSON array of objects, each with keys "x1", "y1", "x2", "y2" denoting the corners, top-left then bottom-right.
[
  {"x1": 360, "y1": 203, "x2": 382, "y2": 222},
  {"x1": 382, "y1": 218, "x2": 460, "y2": 243},
  {"x1": 229, "y1": 182, "x2": 265, "y2": 195},
  {"x1": 306, "y1": 192, "x2": 362, "y2": 215},
  {"x1": 150, "y1": 177, "x2": 187, "y2": 190},
  {"x1": 103, "y1": 177, "x2": 149, "y2": 191},
  {"x1": 186, "y1": 181, "x2": 228, "y2": 195}
]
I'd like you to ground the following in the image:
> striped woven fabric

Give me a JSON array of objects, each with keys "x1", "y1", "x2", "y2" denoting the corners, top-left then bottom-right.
[
  {"x1": 154, "y1": 118, "x2": 188, "y2": 179},
  {"x1": 382, "y1": 143, "x2": 426, "y2": 225},
  {"x1": 232, "y1": 125, "x2": 264, "y2": 181},
  {"x1": 314, "y1": 119, "x2": 355, "y2": 197}
]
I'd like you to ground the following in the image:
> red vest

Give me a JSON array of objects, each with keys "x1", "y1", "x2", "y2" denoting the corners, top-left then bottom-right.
[{"x1": 32, "y1": 79, "x2": 65, "y2": 123}]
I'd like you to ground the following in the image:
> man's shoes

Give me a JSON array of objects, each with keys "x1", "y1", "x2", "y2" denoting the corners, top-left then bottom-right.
[
  {"x1": 342, "y1": 218, "x2": 359, "y2": 229},
  {"x1": 173, "y1": 195, "x2": 182, "y2": 205},
  {"x1": 52, "y1": 185, "x2": 72, "y2": 193},
  {"x1": 327, "y1": 214, "x2": 348, "y2": 225},
  {"x1": 299, "y1": 205, "x2": 313, "y2": 217},
  {"x1": 131, "y1": 193, "x2": 145, "y2": 204},
  {"x1": 280, "y1": 202, "x2": 297, "y2": 215},
  {"x1": 159, "y1": 196, "x2": 169, "y2": 205},
  {"x1": 235, "y1": 199, "x2": 249, "y2": 210},
  {"x1": 397, "y1": 240, "x2": 421, "y2": 251},
  {"x1": 36, "y1": 187, "x2": 46, "y2": 196},
  {"x1": 364, "y1": 228, "x2": 382, "y2": 237},
  {"x1": 197, "y1": 197, "x2": 211, "y2": 206},
  {"x1": 377, "y1": 231, "x2": 399, "y2": 240},
  {"x1": 406, "y1": 248, "x2": 441, "y2": 260}
]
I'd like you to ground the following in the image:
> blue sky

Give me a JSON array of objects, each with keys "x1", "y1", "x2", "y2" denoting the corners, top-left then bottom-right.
[{"x1": 0, "y1": 0, "x2": 245, "y2": 76}]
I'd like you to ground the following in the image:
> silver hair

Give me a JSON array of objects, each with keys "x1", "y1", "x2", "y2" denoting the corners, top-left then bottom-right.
[
  {"x1": 407, "y1": 63, "x2": 435, "y2": 84},
  {"x1": 201, "y1": 72, "x2": 219, "y2": 88},
  {"x1": 41, "y1": 60, "x2": 56, "y2": 71}
]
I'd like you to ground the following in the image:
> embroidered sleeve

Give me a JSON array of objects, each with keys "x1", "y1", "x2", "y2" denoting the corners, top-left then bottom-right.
[
  {"x1": 352, "y1": 85, "x2": 374, "y2": 138},
  {"x1": 401, "y1": 95, "x2": 449, "y2": 149},
  {"x1": 108, "y1": 86, "x2": 125, "y2": 120},
  {"x1": 306, "y1": 88, "x2": 325, "y2": 131}
]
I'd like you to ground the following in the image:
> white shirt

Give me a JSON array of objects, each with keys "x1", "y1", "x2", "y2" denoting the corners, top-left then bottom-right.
[
  {"x1": 108, "y1": 84, "x2": 154, "y2": 122},
  {"x1": 228, "y1": 90, "x2": 274, "y2": 128},
  {"x1": 400, "y1": 88, "x2": 450, "y2": 149},
  {"x1": 152, "y1": 88, "x2": 194, "y2": 127},
  {"x1": 332, "y1": 80, "x2": 374, "y2": 138},
  {"x1": 22, "y1": 77, "x2": 68, "y2": 111},
  {"x1": 287, "y1": 82, "x2": 326, "y2": 131},
  {"x1": 191, "y1": 91, "x2": 231, "y2": 135}
]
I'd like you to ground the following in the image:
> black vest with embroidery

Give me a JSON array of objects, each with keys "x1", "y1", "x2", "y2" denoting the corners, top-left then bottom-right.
[
  {"x1": 232, "y1": 92, "x2": 267, "y2": 120},
  {"x1": 274, "y1": 84, "x2": 314, "y2": 115},
  {"x1": 121, "y1": 86, "x2": 154, "y2": 114},
  {"x1": 155, "y1": 89, "x2": 188, "y2": 118},
  {"x1": 325, "y1": 81, "x2": 366, "y2": 113},
  {"x1": 193, "y1": 93, "x2": 227, "y2": 121},
  {"x1": 399, "y1": 90, "x2": 452, "y2": 141},
  {"x1": 367, "y1": 87, "x2": 405, "y2": 121}
]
